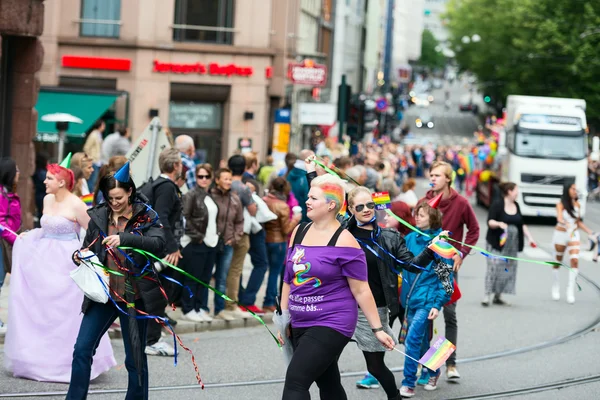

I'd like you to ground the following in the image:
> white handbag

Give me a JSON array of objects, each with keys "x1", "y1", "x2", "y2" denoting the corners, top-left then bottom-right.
[
  {"x1": 253, "y1": 193, "x2": 277, "y2": 223},
  {"x1": 70, "y1": 250, "x2": 110, "y2": 303}
]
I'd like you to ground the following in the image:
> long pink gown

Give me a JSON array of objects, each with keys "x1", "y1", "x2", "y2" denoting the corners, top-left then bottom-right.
[{"x1": 4, "y1": 215, "x2": 116, "y2": 382}]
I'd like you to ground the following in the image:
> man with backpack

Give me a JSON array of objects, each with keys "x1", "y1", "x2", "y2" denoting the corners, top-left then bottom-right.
[{"x1": 141, "y1": 148, "x2": 184, "y2": 357}]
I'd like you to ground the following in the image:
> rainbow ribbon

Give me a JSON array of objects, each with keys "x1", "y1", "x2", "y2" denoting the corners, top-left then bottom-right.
[{"x1": 119, "y1": 247, "x2": 282, "y2": 347}]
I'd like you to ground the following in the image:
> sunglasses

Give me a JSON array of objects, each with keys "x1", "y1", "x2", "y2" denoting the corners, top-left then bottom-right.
[
  {"x1": 354, "y1": 202, "x2": 375, "y2": 212},
  {"x1": 197, "y1": 175, "x2": 211, "y2": 180}
]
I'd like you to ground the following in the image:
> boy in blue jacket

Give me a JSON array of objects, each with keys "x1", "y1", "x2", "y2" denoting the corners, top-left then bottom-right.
[{"x1": 400, "y1": 200, "x2": 453, "y2": 398}]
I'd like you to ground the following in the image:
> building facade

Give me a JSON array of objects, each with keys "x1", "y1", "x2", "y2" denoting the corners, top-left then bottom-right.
[
  {"x1": 0, "y1": 0, "x2": 45, "y2": 228},
  {"x1": 393, "y1": 0, "x2": 425, "y2": 71},
  {"x1": 423, "y1": 0, "x2": 449, "y2": 45},
  {"x1": 38, "y1": 0, "x2": 287, "y2": 166}
]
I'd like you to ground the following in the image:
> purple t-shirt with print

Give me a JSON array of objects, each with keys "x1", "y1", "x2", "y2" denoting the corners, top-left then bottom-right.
[{"x1": 284, "y1": 245, "x2": 368, "y2": 338}]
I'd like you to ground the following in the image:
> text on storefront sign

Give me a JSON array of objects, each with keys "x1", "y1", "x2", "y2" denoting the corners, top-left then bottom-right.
[{"x1": 153, "y1": 60, "x2": 253, "y2": 77}]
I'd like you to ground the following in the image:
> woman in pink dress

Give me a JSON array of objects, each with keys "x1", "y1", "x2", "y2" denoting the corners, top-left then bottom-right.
[{"x1": 4, "y1": 155, "x2": 116, "y2": 382}]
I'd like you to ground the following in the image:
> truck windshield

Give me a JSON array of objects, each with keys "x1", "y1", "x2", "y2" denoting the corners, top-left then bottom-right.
[{"x1": 513, "y1": 129, "x2": 586, "y2": 160}]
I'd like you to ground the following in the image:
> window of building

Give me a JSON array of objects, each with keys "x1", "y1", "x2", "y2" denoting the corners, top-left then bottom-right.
[
  {"x1": 80, "y1": 0, "x2": 121, "y2": 38},
  {"x1": 173, "y1": 0, "x2": 235, "y2": 44}
]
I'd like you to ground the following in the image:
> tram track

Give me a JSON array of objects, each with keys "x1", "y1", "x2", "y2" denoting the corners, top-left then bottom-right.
[{"x1": 3, "y1": 257, "x2": 600, "y2": 398}]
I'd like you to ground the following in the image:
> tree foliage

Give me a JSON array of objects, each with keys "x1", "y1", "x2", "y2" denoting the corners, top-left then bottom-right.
[
  {"x1": 419, "y1": 29, "x2": 446, "y2": 70},
  {"x1": 445, "y1": 0, "x2": 600, "y2": 128}
]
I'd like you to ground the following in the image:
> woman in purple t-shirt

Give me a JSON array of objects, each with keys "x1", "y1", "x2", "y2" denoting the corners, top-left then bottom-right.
[{"x1": 277, "y1": 174, "x2": 395, "y2": 400}]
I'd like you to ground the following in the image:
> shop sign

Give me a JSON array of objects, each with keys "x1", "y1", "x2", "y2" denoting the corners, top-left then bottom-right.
[
  {"x1": 288, "y1": 60, "x2": 327, "y2": 87},
  {"x1": 298, "y1": 103, "x2": 336, "y2": 125},
  {"x1": 61, "y1": 55, "x2": 132, "y2": 71},
  {"x1": 272, "y1": 109, "x2": 291, "y2": 157},
  {"x1": 153, "y1": 60, "x2": 253, "y2": 77},
  {"x1": 169, "y1": 102, "x2": 222, "y2": 130}
]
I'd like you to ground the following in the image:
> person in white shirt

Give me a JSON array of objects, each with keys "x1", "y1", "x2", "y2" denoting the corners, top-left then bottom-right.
[{"x1": 102, "y1": 127, "x2": 131, "y2": 161}]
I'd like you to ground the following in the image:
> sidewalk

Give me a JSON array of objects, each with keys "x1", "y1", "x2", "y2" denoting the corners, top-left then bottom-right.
[{"x1": 0, "y1": 253, "x2": 273, "y2": 344}]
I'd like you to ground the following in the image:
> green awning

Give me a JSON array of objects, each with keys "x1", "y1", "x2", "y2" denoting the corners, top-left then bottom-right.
[{"x1": 35, "y1": 90, "x2": 118, "y2": 142}]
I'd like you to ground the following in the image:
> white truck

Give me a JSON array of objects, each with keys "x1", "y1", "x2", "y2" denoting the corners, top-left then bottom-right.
[{"x1": 478, "y1": 95, "x2": 589, "y2": 217}]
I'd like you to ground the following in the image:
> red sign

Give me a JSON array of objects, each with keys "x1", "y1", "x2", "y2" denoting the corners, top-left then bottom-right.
[
  {"x1": 288, "y1": 60, "x2": 327, "y2": 87},
  {"x1": 61, "y1": 56, "x2": 132, "y2": 71},
  {"x1": 152, "y1": 60, "x2": 253, "y2": 77}
]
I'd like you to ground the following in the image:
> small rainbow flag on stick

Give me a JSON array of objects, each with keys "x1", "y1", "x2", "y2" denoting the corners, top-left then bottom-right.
[
  {"x1": 428, "y1": 240, "x2": 461, "y2": 259},
  {"x1": 418, "y1": 336, "x2": 456, "y2": 371},
  {"x1": 372, "y1": 192, "x2": 391, "y2": 210},
  {"x1": 81, "y1": 193, "x2": 94, "y2": 207},
  {"x1": 499, "y1": 230, "x2": 507, "y2": 247}
]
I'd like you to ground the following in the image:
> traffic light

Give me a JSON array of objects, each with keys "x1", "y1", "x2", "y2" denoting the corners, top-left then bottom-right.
[{"x1": 484, "y1": 95, "x2": 492, "y2": 103}]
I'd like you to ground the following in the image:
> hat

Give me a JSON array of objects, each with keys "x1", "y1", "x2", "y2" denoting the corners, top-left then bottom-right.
[
  {"x1": 59, "y1": 153, "x2": 72, "y2": 168},
  {"x1": 114, "y1": 161, "x2": 130, "y2": 183},
  {"x1": 428, "y1": 192, "x2": 443, "y2": 209}
]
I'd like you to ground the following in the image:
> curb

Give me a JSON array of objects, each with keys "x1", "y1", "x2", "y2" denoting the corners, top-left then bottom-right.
[{"x1": 0, "y1": 314, "x2": 274, "y2": 344}]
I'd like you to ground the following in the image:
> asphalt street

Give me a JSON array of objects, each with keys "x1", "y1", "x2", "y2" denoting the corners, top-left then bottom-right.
[
  {"x1": 2, "y1": 187, "x2": 600, "y2": 400},
  {"x1": 401, "y1": 80, "x2": 481, "y2": 146}
]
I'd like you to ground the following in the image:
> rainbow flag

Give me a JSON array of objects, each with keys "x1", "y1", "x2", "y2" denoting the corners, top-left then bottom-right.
[
  {"x1": 81, "y1": 193, "x2": 94, "y2": 207},
  {"x1": 499, "y1": 230, "x2": 507, "y2": 247},
  {"x1": 372, "y1": 191, "x2": 391, "y2": 210},
  {"x1": 338, "y1": 199, "x2": 347, "y2": 217},
  {"x1": 419, "y1": 336, "x2": 456, "y2": 371},
  {"x1": 428, "y1": 240, "x2": 461, "y2": 259}
]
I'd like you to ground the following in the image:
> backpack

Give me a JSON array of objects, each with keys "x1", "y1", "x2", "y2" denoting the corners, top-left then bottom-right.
[{"x1": 138, "y1": 176, "x2": 177, "y2": 207}]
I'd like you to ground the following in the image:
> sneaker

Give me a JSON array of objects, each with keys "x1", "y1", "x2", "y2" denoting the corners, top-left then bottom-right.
[
  {"x1": 417, "y1": 369, "x2": 430, "y2": 386},
  {"x1": 481, "y1": 294, "x2": 490, "y2": 307},
  {"x1": 424, "y1": 375, "x2": 439, "y2": 391},
  {"x1": 356, "y1": 373, "x2": 380, "y2": 389},
  {"x1": 399, "y1": 386, "x2": 415, "y2": 398},
  {"x1": 181, "y1": 311, "x2": 204, "y2": 323},
  {"x1": 240, "y1": 304, "x2": 265, "y2": 316},
  {"x1": 197, "y1": 309, "x2": 213, "y2": 322},
  {"x1": 493, "y1": 295, "x2": 510, "y2": 306},
  {"x1": 447, "y1": 365, "x2": 461, "y2": 379},
  {"x1": 215, "y1": 310, "x2": 235, "y2": 321},
  {"x1": 262, "y1": 305, "x2": 277, "y2": 313},
  {"x1": 232, "y1": 307, "x2": 251, "y2": 318},
  {"x1": 145, "y1": 340, "x2": 175, "y2": 356}
]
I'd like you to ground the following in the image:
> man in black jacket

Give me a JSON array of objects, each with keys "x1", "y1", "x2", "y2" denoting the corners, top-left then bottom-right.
[{"x1": 144, "y1": 148, "x2": 184, "y2": 357}]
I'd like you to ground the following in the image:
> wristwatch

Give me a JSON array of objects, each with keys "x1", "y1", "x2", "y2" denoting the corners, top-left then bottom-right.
[{"x1": 371, "y1": 327, "x2": 384, "y2": 333}]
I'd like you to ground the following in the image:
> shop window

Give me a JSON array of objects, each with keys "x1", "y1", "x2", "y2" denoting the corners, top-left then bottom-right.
[
  {"x1": 80, "y1": 0, "x2": 121, "y2": 38},
  {"x1": 173, "y1": 0, "x2": 235, "y2": 44}
]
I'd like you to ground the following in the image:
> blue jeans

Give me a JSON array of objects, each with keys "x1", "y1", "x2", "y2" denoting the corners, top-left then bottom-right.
[
  {"x1": 402, "y1": 308, "x2": 439, "y2": 388},
  {"x1": 66, "y1": 300, "x2": 148, "y2": 400},
  {"x1": 87, "y1": 164, "x2": 101, "y2": 193},
  {"x1": 264, "y1": 242, "x2": 287, "y2": 307},
  {"x1": 211, "y1": 244, "x2": 234, "y2": 315},
  {"x1": 239, "y1": 229, "x2": 269, "y2": 306}
]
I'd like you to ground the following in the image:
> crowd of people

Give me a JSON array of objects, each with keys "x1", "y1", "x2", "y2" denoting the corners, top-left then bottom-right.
[{"x1": 0, "y1": 119, "x2": 594, "y2": 399}]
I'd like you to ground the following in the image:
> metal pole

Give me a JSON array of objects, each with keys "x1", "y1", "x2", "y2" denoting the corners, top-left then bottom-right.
[
  {"x1": 57, "y1": 131, "x2": 65, "y2": 162},
  {"x1": 383, "y1": 0, "x2": 395, "y2": 94},
  {"x1": 146, "y1": 119, "x2": 161, "y2": 181},
  {"x1": 338, "y1": 74, "x2": 347, "y2": 146}
]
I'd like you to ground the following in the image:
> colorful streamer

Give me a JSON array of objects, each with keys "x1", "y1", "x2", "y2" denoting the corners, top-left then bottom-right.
[{"x1": 312, "y1": 157, "x2": 570, "y2": 272}]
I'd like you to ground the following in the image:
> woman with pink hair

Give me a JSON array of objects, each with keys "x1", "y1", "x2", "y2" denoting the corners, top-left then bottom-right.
[{"x1": 4, "y1": 154, "x2": 116, "y2": 382}]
